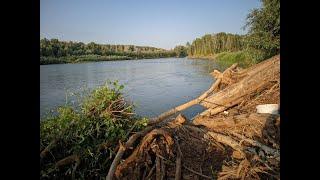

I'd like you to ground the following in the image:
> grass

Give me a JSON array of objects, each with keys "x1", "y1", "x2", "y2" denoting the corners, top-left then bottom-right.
[
  {"x1": 214, "y1": 50, "x2": 257, "y2": 68},
  {"x1": 188, "y1": 50, "x2": 266, "y2": 68},
  {"x1": 40, "y1": 81, "x2": 148, "y2": 179}
]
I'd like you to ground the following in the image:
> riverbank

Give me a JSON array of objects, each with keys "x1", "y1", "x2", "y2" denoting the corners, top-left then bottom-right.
[
  {"x1": 40, "y1": 55, "x2": 133, "y2": 65},
  {"x1": 188, "y1": 50, "x2": 257, "y2": 68},
  {"x1": 40, "y1": 53, "x2": 179, "y2": 65},
  {"x1": 40, "y1": 55, "x2": 280, "y2": 179}
]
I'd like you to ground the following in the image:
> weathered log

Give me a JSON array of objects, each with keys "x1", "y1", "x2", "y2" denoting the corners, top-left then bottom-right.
[
  {"x1": 185, "y1": 124, "x2": 279, "y2": 160},
  {"x1": 230, "y1": 132, "x2": 280, "y2": 160},
  {"x1": 233, "y1": 55, "x2": 280, "y2": 78},
  {"x1": 196, "y1": 55, "x2": 279, "y2": 119},
  {"x1": 148, "y1": 63, "x2": 238, "y2": 125},
  {"x1": 206, "y1": 131, "x2": 245, "y2": 158},
  {"x1": 194, "y1": 113, "x2": 278, "y2": 129}
]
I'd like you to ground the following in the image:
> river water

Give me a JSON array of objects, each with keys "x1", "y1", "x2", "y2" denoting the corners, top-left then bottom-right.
[{"x1": 40, "y1": 58, "x2": 222, "y2": 120}]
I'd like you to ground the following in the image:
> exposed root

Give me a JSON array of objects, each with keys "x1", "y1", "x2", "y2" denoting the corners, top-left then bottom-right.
[
  {"x1": 55, "y1": 155, "x2": 80, "y2": 168},
  {"x1": 115, "y1": 128, "x2": 174, "y2": 179}
]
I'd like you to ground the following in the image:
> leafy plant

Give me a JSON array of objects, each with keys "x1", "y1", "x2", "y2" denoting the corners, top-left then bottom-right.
[{"x1": 40, "y1": 81, "x2": 148, "y2": 179}]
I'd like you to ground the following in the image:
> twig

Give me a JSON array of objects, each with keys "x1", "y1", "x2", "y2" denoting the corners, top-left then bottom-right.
[
  {"x1": 142, "y1": 166, "x2": 147, "y2": 180},
  {"x1": 156, "y1": 156, "x2": 161, "y2": 180},
  {"x1": 182, "y1": 165, "x2": 212, "y2": 179},
  {"x1": 145, "y1": 164, "x2": 156, "y2": 180},
  {"x1": 157, "y1": 152, "x2": 212, "y2": 180},
  {"x1": 161, "y1": 158, "x2": 166, "y2": 180},
  {"x1": 174, "y1": 138, "x2": 182, "y2": 180}
]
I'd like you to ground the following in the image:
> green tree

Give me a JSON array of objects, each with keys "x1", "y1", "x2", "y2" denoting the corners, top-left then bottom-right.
[
  {"x1": 244, "y1": 0, "x2": 280, "y2": 60},
  {"x1": 174, "y1": 45, "x2": 187, "y2": 57}
]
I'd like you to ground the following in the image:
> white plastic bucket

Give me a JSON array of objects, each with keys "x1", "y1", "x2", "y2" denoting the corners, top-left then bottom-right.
[{"x1": 256, "y1": 104, "x2": 279, "y2": 115}]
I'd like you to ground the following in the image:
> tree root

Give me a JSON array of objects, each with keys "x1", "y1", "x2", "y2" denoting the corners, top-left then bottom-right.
[
  {"x1": 55, "y1": 154, "x2": 80, "y2": 168},
  {"x1": 106, "y1": 125, "x2": 156, "y2": 180},
  {"x1": 114, "y1": 128, "x2": 174, "y2": 179}
]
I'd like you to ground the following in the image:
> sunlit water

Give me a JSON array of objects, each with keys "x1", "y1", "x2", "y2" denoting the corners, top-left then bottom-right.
[{"x1": 40, "y1": 58, "x2": 223, "y2": 120}]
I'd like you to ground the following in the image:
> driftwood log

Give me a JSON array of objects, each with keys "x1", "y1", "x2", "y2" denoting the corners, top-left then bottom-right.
[
  {"x1": 197, "y1": 55, "x2": 280, "y2": 118},
  {"x1": 106, "y1": 55, "x2": 280, "y2": 179}
]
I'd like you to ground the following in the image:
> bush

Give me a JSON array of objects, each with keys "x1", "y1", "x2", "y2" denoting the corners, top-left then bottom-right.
[{"x1": 40, "y1": 81, "x2": 148, "y2": 179}]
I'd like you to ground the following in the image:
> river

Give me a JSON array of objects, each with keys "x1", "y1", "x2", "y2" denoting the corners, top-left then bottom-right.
[{"x1": 40, "y1": 58, "x2": 222, "y2": 120}]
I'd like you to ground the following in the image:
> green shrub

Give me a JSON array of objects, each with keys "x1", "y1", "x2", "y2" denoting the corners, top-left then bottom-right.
[{"x1": 40, "y1": 81, "x2": 148, "y2": 179}]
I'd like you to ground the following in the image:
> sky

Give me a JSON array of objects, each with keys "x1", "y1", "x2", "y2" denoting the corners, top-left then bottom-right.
[{"x1": 40, "y1": 0, "x2": 261, "y2": 50}]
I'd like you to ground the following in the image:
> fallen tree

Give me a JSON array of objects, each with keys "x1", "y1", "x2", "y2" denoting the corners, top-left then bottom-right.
[{"x1": 106, "y1": 55, "x2": 280, "y2": 179}]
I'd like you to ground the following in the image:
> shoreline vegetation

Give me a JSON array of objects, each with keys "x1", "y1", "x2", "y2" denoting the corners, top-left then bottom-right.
[
  {"x1": 40, "y1": 81, "x2": 149, "y2": 178},
  {"x1": 187, "y1": 50, "x2": 254, "y2": 68},
  {"x1": 40, "y1": 39, "x2": 188, "y2": 65}
]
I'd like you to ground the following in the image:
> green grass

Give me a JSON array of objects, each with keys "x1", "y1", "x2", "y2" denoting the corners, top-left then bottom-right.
[
  {"x1": 40, "y1": 81, "x2": 148, "y2": 179},
  {"x1": 214, "y1": 50, "x2": 257, "y2": 68}
]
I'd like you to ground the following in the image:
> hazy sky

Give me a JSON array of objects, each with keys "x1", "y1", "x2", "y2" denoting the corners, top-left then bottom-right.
[{"x1": 41, "y1": 0, "x2": 261, "y2": 49}]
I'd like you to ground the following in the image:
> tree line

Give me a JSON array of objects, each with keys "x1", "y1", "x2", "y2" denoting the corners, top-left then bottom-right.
[
  {"x1": 187, "y1": 0, "x2": 280, "y2": 63},
  {"x1": 40, "y1": 39, "x2": 187, "y2": 65},
  {"x1": 188, "y1": 33, "x2": 245, "y2": 57}
]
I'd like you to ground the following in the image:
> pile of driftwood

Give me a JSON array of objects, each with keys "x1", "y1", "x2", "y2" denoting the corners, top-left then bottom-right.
[{"x1": 106, "y1": 55, "x2": 280, "y2": 180}]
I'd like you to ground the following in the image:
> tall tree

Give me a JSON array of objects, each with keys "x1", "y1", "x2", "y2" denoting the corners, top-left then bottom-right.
[{"x1": 245, "y1": 0, "x2": 280, "y2": 60}]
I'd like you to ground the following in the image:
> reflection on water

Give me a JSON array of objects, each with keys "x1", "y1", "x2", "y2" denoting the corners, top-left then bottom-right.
[{"x1": 40, "y1": 58, "x2": 223, "y2": 120}]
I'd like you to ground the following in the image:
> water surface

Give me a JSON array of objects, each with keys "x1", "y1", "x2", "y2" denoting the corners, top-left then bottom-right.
[{"x1": 40, "y1": 58, "x2": 222, "y2": 120}]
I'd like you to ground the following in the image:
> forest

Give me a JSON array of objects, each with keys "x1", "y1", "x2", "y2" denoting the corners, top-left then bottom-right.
[
  {"x1": 188, "y1": 33, "x2": 244, "y2": 57},
  {"x1": 40, "y1": 39, "x2": 186, "y2": 64},
  {"x1": 187, "y1": 0, "x2": 280, "y2": 67}
]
